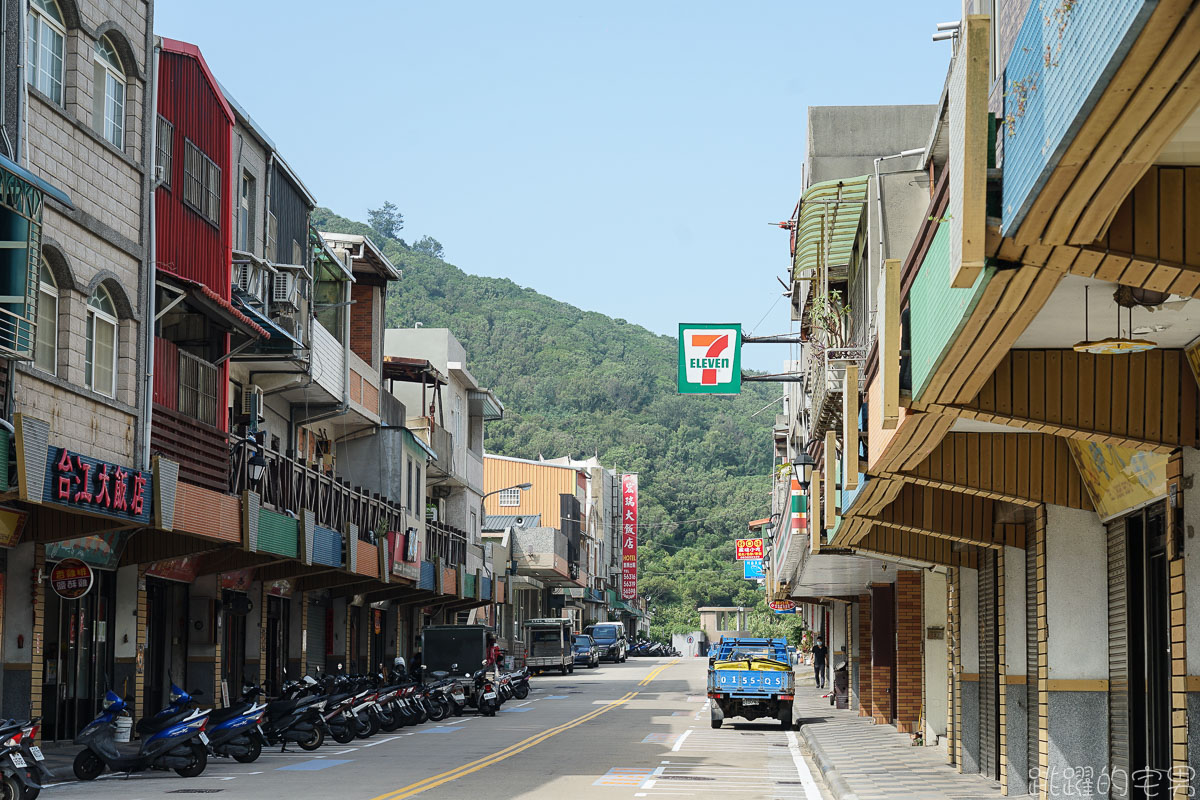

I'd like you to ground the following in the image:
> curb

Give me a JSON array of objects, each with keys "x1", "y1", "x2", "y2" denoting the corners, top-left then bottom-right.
[{"x1": 799, "y1": 724, "x2": 859, "y2": 800}]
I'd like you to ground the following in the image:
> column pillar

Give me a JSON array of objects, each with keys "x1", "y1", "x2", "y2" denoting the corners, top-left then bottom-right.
[
  {"x1": 959, "y1": 566, "x2": 980, "y2": 773},
  {"x1": 858, "y1": 592, "x2": 872, "y2": 716},
  {"x1": 300, "y1": 592, "x2": 309, "y2": 675},
  {"x1": 134, "y1": 565, "x2": 148, "y2": 721},
  {"x1": 895, "y1": 570, "x2": 923, "y2": 733},
  {"x1": 870, "y1": 582, "x2": 894, "y2": 725},
  {"x1": 1003, "y1": 546, "x2": 1028, "y2": 794}
]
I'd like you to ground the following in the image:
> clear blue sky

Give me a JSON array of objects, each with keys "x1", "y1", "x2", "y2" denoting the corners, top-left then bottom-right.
[{"x1": 156, "y1": 2, "x2": 956, "y2": 371}]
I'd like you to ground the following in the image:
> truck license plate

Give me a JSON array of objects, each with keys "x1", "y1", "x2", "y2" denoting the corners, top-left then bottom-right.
[
  {"x1": 742, "y1": 700, "x2": 759, "y2": 706},
  {"x1": 29, "y1": 747, "x2": 44, "y2": 761},
  {"x1": 9, "y1": 753, "x2": 26, "y2": 768}
]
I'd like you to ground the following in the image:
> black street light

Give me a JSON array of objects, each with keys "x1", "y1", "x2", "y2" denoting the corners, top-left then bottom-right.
[{"x1": 793, "y1": 453, "x2": 816, "y2": 490}]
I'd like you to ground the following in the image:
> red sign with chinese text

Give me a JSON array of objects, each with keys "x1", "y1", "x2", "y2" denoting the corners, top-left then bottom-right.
[
  {"x1": 621, "y1": 474, "x2": 638, "y2": 600},
  {"x1": 44, "y1": 447, "x2": 152, "y2": 524},
  {"x1": 735, "y1": 538, "x2": 765, "y2": 560},
  {"x1": 50, "y1": 558, "x2": 94, "y2": 600}
]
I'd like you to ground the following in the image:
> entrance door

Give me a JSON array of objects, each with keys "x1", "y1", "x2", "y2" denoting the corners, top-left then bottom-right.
[
  {"x1": 1108, "y1": 503, "x2": 1170, "y2": 800},
  {"x1": 43, "y1": 569, "x2": 116, "y2": 741},
  {"x1": 145, "y1": 578, "x2": 189, "y2": 711},
  {"x1": 222, "y1": 590, "x2": 248, "y2": 701},
  {"x1": 348, "y1": 606, "x2": 361, "y2": 673},
  {"x1": 264, "y1": 595, "x2": 289, "y2": 694},
  {"x1": 369, "y1": 608, "x2": 386, "y2": 674}
]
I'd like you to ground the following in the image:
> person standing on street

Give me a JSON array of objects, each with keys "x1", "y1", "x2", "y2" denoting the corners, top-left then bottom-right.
[{"x1": 811, "y1": 637, "x2": 828, "y2": 689}]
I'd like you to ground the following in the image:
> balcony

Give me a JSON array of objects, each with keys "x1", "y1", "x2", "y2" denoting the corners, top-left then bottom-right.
[
  {"x1": 411, "y1": 416, "x2": 455, "y2": 481},
  {"x1": 311, "y1": 321, "x2": 346, "y2": 402},
  {"x1": 804, "y1": 346, "x2": 867, "y2": 443},
  {"x1": 151, "y1": 338, "x2": 227, "y2": 491},
  {"x1": 230, "y1": 437, "x2": 402, "y2": 538},
  {"x1": 512, "y1": 526, "x2": 577, "y2": 586},
  {"x1": 426, "y1": 519, "x2": 467, "y2": 567},
  {"x1": 465, "y1": 450, "x2": 484, "y2": 494}
]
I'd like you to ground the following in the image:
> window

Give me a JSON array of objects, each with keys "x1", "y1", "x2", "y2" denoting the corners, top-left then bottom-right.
[
  {"x1": 266, "y1": 211, "x2": 278, "y2": 261},
  {"x1": 85, "y1": 286, "x2": 117, "y2": 397},
  {"x1": 183, "y1": 140, "x2": 221, "y2": 226},
  {"x1": 238, "y1": 172, "x2": 255, "y2": 251},
  {"x1": 34, "y1": 262, "x2": 57, "y2": 374},
  {"x1": 155, "y1": 116, "x2": 173, "y2": 186},
  {"x1": 93, "y1": 36, "x2": 125, "y2": 148},
  {"x1": 498, "y1": 488, "x2": 521, "y2": 507},
  {"x1": 27, "y1": 0, "x2": 64, "y2": 105},
  {"x1": 406, "y1": 456, "x2": 414, "y2": 511},
  {"x1": 291, "y1": 239, "x2": 303, "y2": 267}
]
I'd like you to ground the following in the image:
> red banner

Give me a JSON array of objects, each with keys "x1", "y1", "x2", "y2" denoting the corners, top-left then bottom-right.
[
  {"x1": 735, "y1": 538, "x2": 765, "y2": 560},
  {"x1": 621, "y1": 474, "x2": 638, "y2": 600}
]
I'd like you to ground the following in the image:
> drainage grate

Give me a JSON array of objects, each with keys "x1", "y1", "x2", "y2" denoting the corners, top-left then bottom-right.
[
  {"x1": 775, "y1": 780, "x2": 804, "y2": 785},
  {"x1": 167, "y1": 791, "x2": 224, "y2": 794}
]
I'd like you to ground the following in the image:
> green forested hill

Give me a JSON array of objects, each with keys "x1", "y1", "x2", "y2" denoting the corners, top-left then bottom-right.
[{"x1": 314, "y1": 208, "x2": 782, "y2": 637}]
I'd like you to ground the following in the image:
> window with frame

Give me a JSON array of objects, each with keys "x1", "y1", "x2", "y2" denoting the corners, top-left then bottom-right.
[
  {"x1": 155, "y1": 116, "x2": 173, "y2": 186},
  {"x1": 34, "y1": 262, "x2": 57, "y2": 374},
  {"x1": 183, "y1": 140, "x2": 221, "y2": 226},
  {"x1": 406, "y1": 456, "x2": 414, "y2": 511},
  {"x1": 85, "y1": 286, "x2": 117, "y2": 398},
  {"x1": 27, "y1": 0, "x2": 64, "y2": 105},
  {"x1": 238, "y1": 172, "x2": 255, "y2": 252},
  {"x1": 266, "y1": 211, "x2": 278, "y2": 261},
  {"x1": 497, "y1": 488, "x2": 521, "y2": 507},
  {"x1": 93, "y1": 36, "x2": 125, "y2": 148}
]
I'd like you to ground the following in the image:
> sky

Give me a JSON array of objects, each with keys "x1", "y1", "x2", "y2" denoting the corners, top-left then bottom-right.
[{"x1": 154, "y1": 2, "x2": 957, "y2": 371}]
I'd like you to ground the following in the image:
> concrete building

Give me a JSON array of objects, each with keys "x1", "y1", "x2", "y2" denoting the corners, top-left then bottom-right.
[{"x1": 769, "y1": 4, "x2": 1200, "y2": 798}]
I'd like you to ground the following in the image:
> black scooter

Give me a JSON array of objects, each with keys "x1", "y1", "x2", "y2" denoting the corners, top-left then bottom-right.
[{"x1": 0, "y1": 717, "x2": 53, "y2": 800}]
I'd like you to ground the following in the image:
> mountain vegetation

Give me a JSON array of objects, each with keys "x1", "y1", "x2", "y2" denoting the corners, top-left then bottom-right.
[{"x1": 314, "y1": 207, "x2": 802, "y2": 643}]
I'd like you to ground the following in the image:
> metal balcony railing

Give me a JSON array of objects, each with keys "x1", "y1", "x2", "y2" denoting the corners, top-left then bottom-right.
[{"x1": 426, "y1": 519, "x2": 467, "y2": 567}]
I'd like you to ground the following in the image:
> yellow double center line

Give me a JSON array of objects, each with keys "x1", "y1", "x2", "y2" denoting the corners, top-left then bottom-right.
[
  {"x1": 368, "y1": 691, "x2": 639, "y2": 800},
  {"x1": 637, "y1": 659, "x2": 680, "y2": 686}
]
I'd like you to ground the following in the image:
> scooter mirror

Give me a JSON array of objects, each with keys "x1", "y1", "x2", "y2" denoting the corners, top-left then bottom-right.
[{"x1": 451, "y1": 663, "x2": 458, "y2": 670}]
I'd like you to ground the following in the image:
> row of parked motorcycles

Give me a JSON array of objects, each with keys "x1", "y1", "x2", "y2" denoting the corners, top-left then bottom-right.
[
  {"x1": 627, "y1": 640, "x2": 680, "y2": 657},
  {"x1": 40, "y1": 658, "x2": 532, "y2": 785}
]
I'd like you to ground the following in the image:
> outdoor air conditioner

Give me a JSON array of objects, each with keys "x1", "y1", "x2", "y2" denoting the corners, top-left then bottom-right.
[
  {"x1": 272, "y1": 272, "x2": 297, "y2": 307},
  {"x1": 241, "y1": 384, "x2": 265, "y2": 423},
  {"x1": 233, "y1": 262, "x2": 253, "y2": 293}
]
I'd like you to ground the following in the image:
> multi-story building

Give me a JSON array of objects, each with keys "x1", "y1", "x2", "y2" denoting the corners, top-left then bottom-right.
[
  {"x1": 770, "y1": 4, "x2": 1200, "y2": 798},
  {"x1": 0, "y1": 0, "x2": 154, "y2": 740}
]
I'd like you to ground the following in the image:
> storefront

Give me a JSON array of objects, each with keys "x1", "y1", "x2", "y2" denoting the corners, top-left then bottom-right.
[
  {"x1": 143, "y1": 555, "x2": 200, "y2": 713},
  {"x1": 219, "y1": 569, "x2": 254, "y2": 700}
]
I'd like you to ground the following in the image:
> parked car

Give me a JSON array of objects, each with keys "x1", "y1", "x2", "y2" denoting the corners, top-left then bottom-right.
[
  {"x1": 572, "y1": 635, "x2": 600, "y2": 669},
  {"x1": 584, "y1": 622, "x2": 627, "y2": 662}
]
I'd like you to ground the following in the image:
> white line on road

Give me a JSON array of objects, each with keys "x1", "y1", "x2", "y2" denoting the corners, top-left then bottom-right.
[
  {"x1": 785, "y1": 728, "x2": 824, "y2": 800},
  {"x1": 670, "y1": 729, "x2": 692, "y2": 752},
  {"x1": 361, "y1": 736, "x2": 400, "y2": 747}
]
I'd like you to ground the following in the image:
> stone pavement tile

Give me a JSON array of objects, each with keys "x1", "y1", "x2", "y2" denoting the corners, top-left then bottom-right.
[{"x1": 793, "y1": 683, "x2": 1006, "y2": 800}]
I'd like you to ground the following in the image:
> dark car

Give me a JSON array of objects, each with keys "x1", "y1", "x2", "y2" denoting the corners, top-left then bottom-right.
[{"x1": 572, "y1": 634, "x2": 600, "y2": 668}]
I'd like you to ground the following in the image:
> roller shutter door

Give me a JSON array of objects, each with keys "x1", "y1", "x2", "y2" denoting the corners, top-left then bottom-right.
[
  {"x1": 979, "y1": 550, "x2": 999, "y2": 781},
  {"x1": 1026, "y1": 539, "x2": 1039, "y2": 794},
  {"x1": 1108, "y1": 518, "x2": 1130, "y2": 800}
]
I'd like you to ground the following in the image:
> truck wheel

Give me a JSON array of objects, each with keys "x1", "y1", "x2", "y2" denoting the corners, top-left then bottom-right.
[
  {"x1": 710, "y1": 718, "x2": 722, "y2": 729},
  {"x1": 560, "y1": 665, "x2": 568, "y2": 675}
]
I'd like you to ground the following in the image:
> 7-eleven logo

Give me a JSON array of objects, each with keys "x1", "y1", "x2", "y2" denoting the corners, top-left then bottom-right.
[{"x1": 684, "y1": 329, "x2": 736, "y2": 386}]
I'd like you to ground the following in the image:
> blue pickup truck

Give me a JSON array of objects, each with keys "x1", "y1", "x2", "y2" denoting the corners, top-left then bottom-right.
[{"x1": 706, "y1": 637, "x2": 796, "y2": 729}]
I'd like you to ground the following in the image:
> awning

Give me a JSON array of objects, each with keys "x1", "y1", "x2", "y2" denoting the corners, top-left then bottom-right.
[
  {"x1": 383, "y1": 355, "x2": 448, "y2": 386},
  {"x1": 0, "y1": 153, "x2": 73, "y2": 209},
  {"x1": 158, "y1": 271, "x2": 270, "y2": 340},
  {"x1": 791, "y1": 175, "x2": 870, "y2": 283},
  {"x1": 230, "y1": 289, "x2": 304, "y2": 352},
  {"x1": 469, "y1": 389, "x2": 504, "y2": 421},
  {"x1": 404, "y1": 427, "x2": 438, "y2": 461}
]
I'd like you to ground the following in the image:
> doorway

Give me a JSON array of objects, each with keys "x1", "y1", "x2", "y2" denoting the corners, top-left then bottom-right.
[
  {"x1": 263, "y1": 595, "x2": 290, "y2": 694},
  {"x1": 42, "y1": 569, "x2": 116, "y2": 741},
  {"x1": 145, "y1": 578, "x2": 189, "y2": 712},
  {"x1": 221, "y1": 590, "x2": 249, "y2": 701}
]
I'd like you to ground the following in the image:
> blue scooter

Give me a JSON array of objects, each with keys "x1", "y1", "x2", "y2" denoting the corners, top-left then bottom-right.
[
  {"x1": 148, "y1": 684, "x2": 268, "y2": 763},
  {"x1": 72, "y1": 691, "x2": 210, "y2": 780}
]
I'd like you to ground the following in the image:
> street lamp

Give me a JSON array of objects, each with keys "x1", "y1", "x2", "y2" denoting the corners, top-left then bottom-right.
[
  {"x1": 248, "y1": 450, "x2": 267, "y2": 484},
  {"x1": 792, "y1": 453, "x2": 816, "y2": 490}
]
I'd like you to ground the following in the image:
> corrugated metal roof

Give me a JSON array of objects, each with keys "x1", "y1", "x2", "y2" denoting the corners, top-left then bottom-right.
[
  {"x1": 483, "y1": 514, "x2": 541, "y2": 530},
  {"x1": 791, "y1": 175, "x2": 870, "y2": 284}
]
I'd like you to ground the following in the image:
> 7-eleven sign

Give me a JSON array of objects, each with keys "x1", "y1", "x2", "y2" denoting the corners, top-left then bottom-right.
[{"x1": 678, "y1": 324, "x2": 742, "y2": 394}]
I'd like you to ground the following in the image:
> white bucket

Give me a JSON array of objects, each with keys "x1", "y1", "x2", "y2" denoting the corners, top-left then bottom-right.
[{"x1": 113, "y1": 716, "x2": 132, "y2": 743}]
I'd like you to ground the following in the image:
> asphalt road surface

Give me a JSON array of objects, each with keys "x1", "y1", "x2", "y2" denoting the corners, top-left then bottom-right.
[{"x1": 39, "y1": 658, "x2": 831, "y2": 800}]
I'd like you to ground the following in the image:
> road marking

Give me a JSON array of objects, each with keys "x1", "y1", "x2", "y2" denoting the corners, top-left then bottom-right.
[
  {"x1": 370, "y1": 691, "x2": 638, "y2": 800},
  {"x1": 637, "y1": 660, "x2": 680, "y2": 686},
  {"x1": 362, "y1": 737, "x2": 400, "y2": 747},
  {"x1": 277, "y1": 759, "x2": 353, "y2": 771},
  {"x1": 670, "y1": 729, "x2": 692, "y2": 752},
  {"x1": 785, "y1": 729, "x2": 824, "y2": 800}
]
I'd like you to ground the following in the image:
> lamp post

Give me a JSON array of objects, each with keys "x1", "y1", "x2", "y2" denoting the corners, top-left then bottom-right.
[
  {"x1": 792, "y1": 453, "x2": 816, "y2": 490},
  {"x1": 479, "y1": 483, "x2": 532, "y2": 638}
]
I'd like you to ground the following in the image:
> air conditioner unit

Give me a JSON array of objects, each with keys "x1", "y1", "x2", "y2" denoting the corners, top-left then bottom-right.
[
  {"x1": 233, "y1": 262, "x2": 253, "y2": 293},
  {"x1": 272, "y1": 272, "x2": 296, "y2": 307},
  {"x1": 241, "y1": 384, "x2": 265, "y2": 423}
]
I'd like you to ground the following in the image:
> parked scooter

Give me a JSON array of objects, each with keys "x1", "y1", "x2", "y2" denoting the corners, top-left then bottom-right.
[
  {"x1": 144, "y1": 684, "x2": 268, "y2": 764},
  {"x1": 260, "y1": 678, "x2": 326, "y2": 751},
  {"x1": 72, "y1": 691, "x2": 210, "y2": 780},
  {"x1": 0, "y1": 717, "x2": 53, "y2": 800},
  {"x1": 506, "y1": 667, "x2": 531, "y2": 700},
  {"x1": 468, "y1": 666, "x2": 499, "y2": 717}
]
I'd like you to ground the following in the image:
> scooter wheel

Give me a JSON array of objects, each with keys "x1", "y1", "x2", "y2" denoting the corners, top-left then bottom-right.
[
  {"x1": 427, "y1": 699, "x2": 448, "y2": 722},
  {"x1": 72, "y1": 750, "x2": 104, "y2": 781},
  {"x1": 513, "y1": 686, "x2": 529, "y2": 700},
  {"x1": 0, "y1": 773, "x2": 23, "y2": 800},
  {"x1": 380, "y1": 713, "x2": 401, "y2": 732},
  {"x1": 298, "y1": 727, "x2": 325, "y2": 751},
  {"x1": 451, "y1": 701, "x2": 464, "y2": 717},
  {"x1": 233, "y1": 737, "x2": 262, "y2": 764},
  {"x1": 356, "y1": 716, "x2": 379, "y2": 739},
  {"x1": 174, "y1": 742, "x2": 208, "y2": 778},
  {"x1": 332, "y1": 724, "x2": 357, "y2": 744},
  {"x1": 20, "y1": 778, "x2": 40, "y2": 800}
]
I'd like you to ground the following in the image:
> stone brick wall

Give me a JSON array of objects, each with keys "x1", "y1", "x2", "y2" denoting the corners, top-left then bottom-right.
[
  {"x1": 350, "y1": 283, "x2": 375, "y2": 365},
  {"x1": 13, "y1": 374, "x2": 136, "y2": 463},
  {"x1": 896, "y1": 570, "x2": 923, "y2": 733}
]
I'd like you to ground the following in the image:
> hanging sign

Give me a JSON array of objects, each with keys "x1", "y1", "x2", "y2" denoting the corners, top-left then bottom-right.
[
  {"x1": 49, "y1": 558, "x2": 94, "y2": 600},
  {"x1": 1067, "y1": 440, "x2": 1167, "y2": 520},
  {"x1": 743, "y1": 558, "x2": 765, "y2": 580},
  {"x1": 769, "y1": 599, "x2": 797, "y2": 614},
  {"x1": 219, "y1": 569, "x2": 255, "y2": 592},
  {"x1": 678, "y1": 324, "x2": 742, "y2": 394},
  {"x1": 0, "y1": 507, "x2": 28, "y2": 548},
  {"x1": 146, "y1": 555, "x2": 200, "y2": 584},
  {"x1": 621, "y1": 474, "x2": 638, "y2": 600},
  {"x1": 735, "y1": 538, "x2": 764, "y2": 560},
  {"x1": 43, "y1": 447, "x2": 152, "y2": 525}
]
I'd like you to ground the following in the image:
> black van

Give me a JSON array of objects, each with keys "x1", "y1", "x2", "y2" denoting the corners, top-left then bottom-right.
[{"x1": 584, "y1": 622, "x2": 627, "y2": 663}]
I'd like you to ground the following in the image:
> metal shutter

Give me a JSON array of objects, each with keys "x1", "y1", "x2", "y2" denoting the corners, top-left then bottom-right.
[
  {"x1": 1026, "y1": 539, "x2": 1039, "y2": 794},
  {"x1": 1108, "y1": 518, "x2": 1130, "y2": 800},
  {"x1": 979, "y1": 550, "x2": 999, "y2": 781}
]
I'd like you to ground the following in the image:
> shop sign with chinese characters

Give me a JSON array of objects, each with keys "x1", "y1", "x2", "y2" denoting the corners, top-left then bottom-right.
[
  {"x1": 42, "y1": 447, "x2": 152, "y2": 525},
  {"x1": 50, "y1": 558, "x2": 94, "y2": 600},
  {"x1": 735, "y1": 538, "x2": 764, "y2": 560},
  {"x1": 621, "y1": 474, "x2": 638, "y2": 600}
]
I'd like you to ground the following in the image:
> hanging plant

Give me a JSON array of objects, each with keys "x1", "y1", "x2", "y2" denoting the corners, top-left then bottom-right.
[{"x1": 805, "y1": 290, "x2": 850, "y2": 355}]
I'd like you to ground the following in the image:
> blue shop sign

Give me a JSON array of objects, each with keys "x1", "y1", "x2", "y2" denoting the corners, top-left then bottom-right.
[
  {"x1": 743, "y1": 558, "x2": 764, "y2": 580},
  {"x1": 42, "y1": 447, "x2": 153, "y2": 525}
]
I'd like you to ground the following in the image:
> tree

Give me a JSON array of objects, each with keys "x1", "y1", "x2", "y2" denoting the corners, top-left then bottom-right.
[
  {"x1": 411, "y1": 235, "x2": 444, "y2": 259},
  {"x1": 367, "y1": 201, "x2": 404, "y2": 241}
]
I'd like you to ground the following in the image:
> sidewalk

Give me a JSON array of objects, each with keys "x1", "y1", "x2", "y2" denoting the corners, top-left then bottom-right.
[
  {"x1": 793, "y1": 677, "x2": 1022, "y2": 800},
  {"x1": 35, "y1": 740, "x2": 84, "y2": 785}
]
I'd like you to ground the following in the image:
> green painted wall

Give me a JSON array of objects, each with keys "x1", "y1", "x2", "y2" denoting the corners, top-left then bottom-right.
[
  {"x1": 908, "y1": 223, "x2": 995, "y2": 400},
  {"x1": 258, "y1": 508, "x2": 298, "y2": 558}
]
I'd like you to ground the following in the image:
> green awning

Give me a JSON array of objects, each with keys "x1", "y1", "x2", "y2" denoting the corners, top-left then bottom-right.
[{"x1": 791, "y1": 175, "x2": 869, "y2": 284}]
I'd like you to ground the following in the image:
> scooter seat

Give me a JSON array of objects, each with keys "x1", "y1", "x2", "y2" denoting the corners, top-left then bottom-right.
[
  {"x1": 135, "y1": 710, "x2": 190, "y2": 736},
  {"x1": 208, "y1": 705, "x2": 252, "y2": 725}
]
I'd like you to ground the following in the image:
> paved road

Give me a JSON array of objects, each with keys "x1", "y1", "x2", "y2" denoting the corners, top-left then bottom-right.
[{"x1": 39, "y1": 658, "x2": 831, "y2": 800}]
